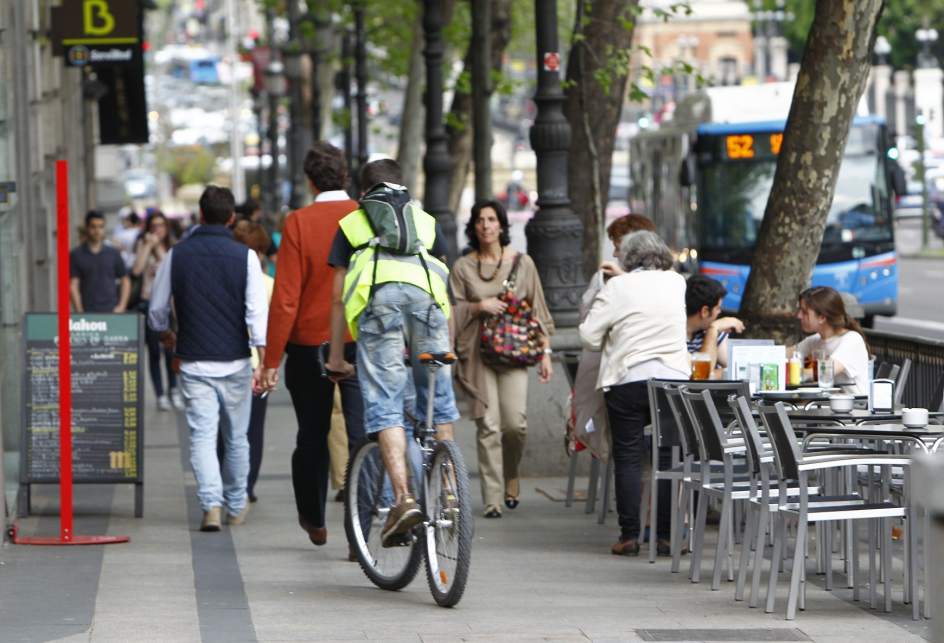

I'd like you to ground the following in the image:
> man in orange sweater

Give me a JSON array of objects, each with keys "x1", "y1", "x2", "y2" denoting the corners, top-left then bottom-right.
[{"x1": 261, "y1": 142, "x2": 363, "y2": 547}]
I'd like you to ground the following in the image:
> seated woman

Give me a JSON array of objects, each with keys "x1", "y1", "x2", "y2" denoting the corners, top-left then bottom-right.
[
  {"x1": 792, "y1": 286, "x2": 869, "y2": 394},
  {"x1": 579, "y1": 231, "x2": 690, "y2": 556}
]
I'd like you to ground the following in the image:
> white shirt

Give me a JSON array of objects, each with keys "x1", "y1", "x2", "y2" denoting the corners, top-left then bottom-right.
[
  {"x1": 148, "y1": 246, "x2": 268, "y2": 377},
  {"x1": 796, "y1": 330, "x2": 869, "y2": 394},
  {"x1": 315, "y1": 189, "x2": 352, "y2": 202}
]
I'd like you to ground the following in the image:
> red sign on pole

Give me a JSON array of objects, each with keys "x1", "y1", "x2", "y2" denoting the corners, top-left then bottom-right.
[{"x1": 543, "y1": 52, "x2": 561, "y2": 72}]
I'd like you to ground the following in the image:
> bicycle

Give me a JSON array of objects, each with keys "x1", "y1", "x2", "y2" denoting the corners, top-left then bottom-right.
[{"x1": 343, "y1": 351, "x2": 473, "y2": 607}]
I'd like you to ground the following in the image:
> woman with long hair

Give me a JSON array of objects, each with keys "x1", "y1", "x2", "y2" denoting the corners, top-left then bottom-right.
[
  {"x1": 132, "y1": 211, "x2": 180, "y2": 411},
  {"x1": 793, "y1": 286, "x2": 870, "y2": 394},
  {"x1": 450, "y1": 199, "x2": 555, "y2": 518}
]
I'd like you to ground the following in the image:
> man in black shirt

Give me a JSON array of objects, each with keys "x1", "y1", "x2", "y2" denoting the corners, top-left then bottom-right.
[{"x1": 70, "y1": 210, "x2": 130, "y2": 313}]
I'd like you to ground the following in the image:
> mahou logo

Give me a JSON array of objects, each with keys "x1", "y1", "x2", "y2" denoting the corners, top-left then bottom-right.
[{"x1": 69, "y1": 318, "x2": 107, "y2": 332}]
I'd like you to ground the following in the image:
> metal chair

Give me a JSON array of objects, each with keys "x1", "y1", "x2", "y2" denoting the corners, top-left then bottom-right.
[{"x1": 757, "y1": 403, "x2": 916, "y2": 620}]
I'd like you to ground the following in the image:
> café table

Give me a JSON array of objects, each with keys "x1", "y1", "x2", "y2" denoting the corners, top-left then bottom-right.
[
  {"x1": 797, "y1": 422, "x2": 944, "y2": 452},
  {"x1": 787, "y1": 408, "x2": 944, "y2": 426}
]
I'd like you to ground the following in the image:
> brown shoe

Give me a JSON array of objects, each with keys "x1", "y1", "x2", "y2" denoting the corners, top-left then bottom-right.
[
  {"x1": 299, "y1": 517, "x2": 327, "y2": 546},
  {"x1": 227, "y1": 504, "x2": 250, "y2": 526},
  {"x1": 381, "y1": 494, "x2": 423, "y2": 547},
  {"x1": 201, "y1": 507, "x2": 222, "y2": 532},
  {"x1": 611, "y1": 538, "x2": 640, "y2": 556}
]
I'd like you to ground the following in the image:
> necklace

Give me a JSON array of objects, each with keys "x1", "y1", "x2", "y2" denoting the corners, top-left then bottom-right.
[{"x1": 476, "y1": 249, "x2": 504, "y2": 282}]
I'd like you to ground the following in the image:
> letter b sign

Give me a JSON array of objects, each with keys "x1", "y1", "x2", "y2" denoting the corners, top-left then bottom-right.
[{"x1": 83, "y1": 0, "x2": 115, "y2": 36}]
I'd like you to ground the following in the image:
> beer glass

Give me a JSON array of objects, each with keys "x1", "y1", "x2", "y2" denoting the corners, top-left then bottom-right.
[{"x1": 691, "y1": 353, "x2": 712, "y2": 380}]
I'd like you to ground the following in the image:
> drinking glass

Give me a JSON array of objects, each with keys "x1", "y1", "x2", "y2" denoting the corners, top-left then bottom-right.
[
  {"x1": 817, "y1": 359, "x2": 835, "y2": 389},
  {"x1": 691, "y1": 353, "x2": 712, "y2": 380}
]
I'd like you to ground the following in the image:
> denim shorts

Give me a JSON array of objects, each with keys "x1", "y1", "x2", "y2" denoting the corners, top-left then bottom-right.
[{"x1": 356, "y1": 283, "x2": 460, "y2": 434}]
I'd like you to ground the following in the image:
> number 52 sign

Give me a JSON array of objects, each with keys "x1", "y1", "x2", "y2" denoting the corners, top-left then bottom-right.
[{"x1": 51, "y1": 0, "x2": 141, "y2": 68}]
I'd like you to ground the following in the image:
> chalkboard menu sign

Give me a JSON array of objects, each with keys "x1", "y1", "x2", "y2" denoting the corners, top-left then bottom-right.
[{"x1": 19, "y1": 313, "x2": 144, "y2": 516}]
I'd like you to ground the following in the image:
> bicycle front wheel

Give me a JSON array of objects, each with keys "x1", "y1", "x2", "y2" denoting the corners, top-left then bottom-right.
[
  {"x1": 423, "y1": 440, "x2": 473, "y2": 607},
  {"x1": 344, "y1": 440, "x2": 422, "y2": 591}
]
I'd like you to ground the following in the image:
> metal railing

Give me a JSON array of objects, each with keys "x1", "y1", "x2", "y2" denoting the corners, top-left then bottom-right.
[{"x1": 866, "y1": 329, "x2": 944, "y2": 410}]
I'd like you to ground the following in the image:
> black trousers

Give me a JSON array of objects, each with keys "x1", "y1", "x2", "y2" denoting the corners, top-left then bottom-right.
[
  {"x1": 285, "y1": 342, "x2": 364, "y2": 529},
  {"x1": 604, "y1": 380, "x2": 672, "y2": 541},
  {"x1": 217, "y1": 393, "x2": 267, "y2": 498},
  {"x1": 143, "y1": 302, "x2": 176, "y2": 397}
]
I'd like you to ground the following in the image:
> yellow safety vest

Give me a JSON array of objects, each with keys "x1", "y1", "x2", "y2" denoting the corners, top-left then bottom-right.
[{"x1": 339, "y1": 206, "x2": 451, "y2": 338}]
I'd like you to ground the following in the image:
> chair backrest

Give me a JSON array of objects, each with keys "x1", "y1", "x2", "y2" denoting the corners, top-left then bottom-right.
[
  {"x1": 682, "y1": 380, "x2": 752, "y2": 427},
  {"x1": 728, "y1": 395, "x2": 765, "y2": 477},
  {"x1": 887, "y1": 363, "x2": 901, "y2": 383},
  {"x1": 679, "y1": 387, "x2": 728, "y2": 462},
  {"x1": 875, "y1": 361, "x2": 892, "y2": 379},
  {"x1": 894, "y1": 358, "x2": 912, "y2": 407},
  {"x1": 663, "y1": 385, "x2": 700, "y2": 461},
  {"x1": 757, "y1": 402, "x2": 803, "y2": 480},
  {"x1": 647, "y1": 378, "x2": 688, "y2": 450}
]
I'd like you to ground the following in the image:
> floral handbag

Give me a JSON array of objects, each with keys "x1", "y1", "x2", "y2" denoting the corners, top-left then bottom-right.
[{"x1": 480, "y1": 253, "x2": 545, "y2": 368}]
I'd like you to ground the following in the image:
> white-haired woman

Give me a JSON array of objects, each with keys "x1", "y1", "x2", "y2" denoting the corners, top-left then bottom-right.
[{"x1": 579, "y1": 230, "x2": 689, "y2": 556}]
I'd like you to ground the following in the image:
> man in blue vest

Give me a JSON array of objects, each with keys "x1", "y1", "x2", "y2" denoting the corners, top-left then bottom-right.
[
  {"x1": 148, "y1": 186, "x2": 269, "y2": 532},
  {"x1": 326, "y1": 159, "x2": 459, "y2": 547}
]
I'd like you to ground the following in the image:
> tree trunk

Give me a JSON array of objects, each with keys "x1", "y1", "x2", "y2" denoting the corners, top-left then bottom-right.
[
  {"x1": 563, "y1": 0, "x2": 638, "y2": 280},
  {"x1": 446, "y1": 0, "x2": 512, "y2": 216},
  {"x1": 397, "y1": 16, "x2": 426, "y2": 194},
  {"x1": 739, "y1": 0, "x2": 885, "y2": 340}
]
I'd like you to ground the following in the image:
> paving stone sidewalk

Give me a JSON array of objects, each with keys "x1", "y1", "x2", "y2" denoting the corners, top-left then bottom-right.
[{"x1": 0, "y1": 386, "x2": 932, "y2": 642}]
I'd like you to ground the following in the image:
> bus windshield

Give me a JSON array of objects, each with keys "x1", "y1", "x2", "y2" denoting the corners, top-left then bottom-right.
[{"x1": 697, "y1": 125, "x2": 892, "y2": 258}]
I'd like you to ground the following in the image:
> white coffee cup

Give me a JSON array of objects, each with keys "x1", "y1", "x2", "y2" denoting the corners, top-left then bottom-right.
[
  {"x1": 828, "y1": 394, "x2": 855, "y2": 413},
  {"x1": 902, "y1": 407, "x2": 929, "y2": 428}
]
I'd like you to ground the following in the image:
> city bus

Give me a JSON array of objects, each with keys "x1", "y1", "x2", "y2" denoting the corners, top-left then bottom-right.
[
  {"x1": 629, "y1": 83, "x2": 900, "y2": 325},
  {"x1": 169, "y1": 53, "x2": 220, "y2": 85}
]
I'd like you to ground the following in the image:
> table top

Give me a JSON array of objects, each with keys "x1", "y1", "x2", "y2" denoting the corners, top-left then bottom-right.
[
  {"x1": 787, "y1": 408, "x2": 944, "y2": 423},
  {"x1": 800, "y1": 422, "x2": 944, "y2": 441},
  {"x1": 754, "y1": 389, "x2": 867, "y2": 402}
]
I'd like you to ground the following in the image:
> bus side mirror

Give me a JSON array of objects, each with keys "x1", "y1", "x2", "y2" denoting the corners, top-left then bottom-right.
[{"x1": 679, "y1": 156, "x2": 696, "y2": 187}]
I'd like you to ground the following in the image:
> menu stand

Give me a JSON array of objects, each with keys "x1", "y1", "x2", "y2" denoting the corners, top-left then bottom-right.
[{"x1": 12, "y1": 160, "x2": 129, "y2": 546}]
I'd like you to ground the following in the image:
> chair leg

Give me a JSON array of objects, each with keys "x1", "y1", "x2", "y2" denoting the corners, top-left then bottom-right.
[
  {"x1": 649, "y1": 471, "x2": 659, "y2": 563},
  {"x1": 690, "y1": 488, "x2": 709, "y2": 583},
  {"x1": 799, "y1": 531, "x2": 807, "y2": 612},
  {"x1": 585, "y1": 457, "x2": 600, "y2": 514},
  {"x1": 564, "y1": 450, "x2": 578, "y2": 507},
  {"x1": 766, "y1": 513, "x2": 784, "y2": 614},
  {"x1": 909, "y1": 509, "x2": 919, "y2": 620},
  {"x1": 671, "y1": 481, "x2": 687, "y2": 574},
  {"x1": 749, "y1": 504, "x2": 768, "y2": 608},
  {"x1": 599, "y1": 457, "x2": 613, "y2": 526},
  {"x1": 711, "y1": 495, "x2": 732, "y2": 590},
  {"x1": 786, "y1": 518, "x2": 808, "y2": 620},
  {"x1": 883, "y1": 516, "x2": 893, "y2": 613},
  {"x1": 852, "y1": 519, "x2": 860, "y2": 603},
  {"x1": 869, "y1": 519, "x2": 878, "y2": 610},
  {"x1": 924, "y1": 503, "x2": 932, "y2": 619},
  {"x1": 735, "y1": 503, "x2": 756, "y2": 601},
  {"x1": 727, "y1": 506, "x2": 737, "y2": 582},
  {"x1": 824, "y1": 519, "x2": 834, "y2": 592}
]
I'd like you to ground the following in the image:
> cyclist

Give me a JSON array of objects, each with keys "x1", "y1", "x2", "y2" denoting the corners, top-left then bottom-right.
[{"x1": 326, "y1": 158, "x2": 459, "y2": 547}]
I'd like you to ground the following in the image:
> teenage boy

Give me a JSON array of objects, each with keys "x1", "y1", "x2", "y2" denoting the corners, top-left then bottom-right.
[
  {"x1": 685, "y1": 274, "x2": 745, "y2": 371},
  {"x1": 70, "y1": 210, "x2": 130, "y2": 313}
]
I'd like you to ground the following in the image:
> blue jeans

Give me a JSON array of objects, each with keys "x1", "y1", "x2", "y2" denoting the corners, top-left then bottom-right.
[
  {"x1": 357, "y1": 283, "x2": 460, "y2": 434},
  {"x1": 180, "y1": 365, "x2": 253, "y2": 513}
]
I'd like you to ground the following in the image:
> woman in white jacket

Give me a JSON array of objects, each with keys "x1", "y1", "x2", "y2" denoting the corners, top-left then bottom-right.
[{"x1": 579, "y1": 231, "x2": 689, "y2": 556}]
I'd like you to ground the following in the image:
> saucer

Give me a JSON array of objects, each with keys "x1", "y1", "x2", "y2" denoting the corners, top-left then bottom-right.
[{"x1": 903, "y1": 422, "x2": 928, "y2": 429}]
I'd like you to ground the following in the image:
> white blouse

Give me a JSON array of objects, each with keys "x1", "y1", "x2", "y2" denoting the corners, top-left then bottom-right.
[{"x1": 796, "y1": 330, "x2": 869, "y2": 394}]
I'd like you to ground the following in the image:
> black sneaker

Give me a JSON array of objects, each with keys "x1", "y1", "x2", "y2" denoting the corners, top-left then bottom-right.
[{"x1": 381, "y1": 495, "x2": 423, "y2": 547}]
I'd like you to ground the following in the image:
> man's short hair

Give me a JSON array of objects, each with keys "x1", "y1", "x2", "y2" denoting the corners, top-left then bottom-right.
[
  {"x1": 359, "y1": 158, "x2": 403, "y2": 192},
  {"x1": 303, "y1": 142, "x2": 348, "y2": 192},
  {"x1": 199, "y1": 186, "x2": 236, "y2": 225},
  {"x1": 685, "y1": 274, "x2": 727, "y2": 317},
  {"x1": 85, "y1": 210, "x2": 105, "y2": 227}
]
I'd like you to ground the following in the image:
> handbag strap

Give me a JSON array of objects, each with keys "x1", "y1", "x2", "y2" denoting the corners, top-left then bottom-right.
[{"x1": 502, "y1": 252, "x2": 524, "y2": 293}]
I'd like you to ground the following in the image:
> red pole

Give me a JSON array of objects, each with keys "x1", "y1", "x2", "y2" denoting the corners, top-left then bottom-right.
[{"x1": 56, "y1": 159, "x2": 73, "y2": 543}]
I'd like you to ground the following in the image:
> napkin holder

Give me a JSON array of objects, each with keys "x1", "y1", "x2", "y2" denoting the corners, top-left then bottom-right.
[{"x1": 869, "y1": 378, "x2": 894, "y2": 413}]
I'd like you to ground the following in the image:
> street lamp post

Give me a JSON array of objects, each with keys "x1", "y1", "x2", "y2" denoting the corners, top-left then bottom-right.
[
  {"x1": 337, "y1": 30, "x2": 355, "y2": 192},
  {"x1": 917, "y1": 25, "x2": 939, "y2": 69},
  {"x1": 422, "y1": 0, "x2": 456, "y2": 262},
  {"x1": 525, "y1": 0, "x2": 585, "y2": 328},
  {"x1": 264, "y1": 58, "x2": 285, "y2": 216},
  {"x1": 354, "y1": 3, "x2": 369, "y2": 177}
]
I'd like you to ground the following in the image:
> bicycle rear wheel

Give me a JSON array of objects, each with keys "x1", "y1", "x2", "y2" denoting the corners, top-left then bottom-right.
[
  {"x1": 423, "y1": 440, "x2": 473, "y2": 607},
  {"x1": 344, "y1": 440, "x2": 422, "y2": 591}
]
